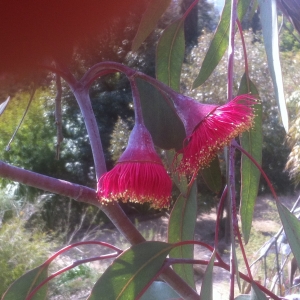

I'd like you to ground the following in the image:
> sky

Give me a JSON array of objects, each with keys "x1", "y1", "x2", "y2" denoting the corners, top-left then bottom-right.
[{"x1": 209, "y1": 0, "x2": 225, "y2": 13}]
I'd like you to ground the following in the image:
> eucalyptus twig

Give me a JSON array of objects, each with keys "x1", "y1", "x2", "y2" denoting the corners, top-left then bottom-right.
[
  {"x1": 6, "y1": 84, "x2": 36, "y2": 151},
  {"x1": 54, "y1": 74, "x2": 63, "y2": 160},
  {"x1": 40, "y1": 61, "x2": 201, "y2": 299},
  {"x1": 227, "y1": 0, "x2": 239, "y2": 297},
  {"x1": 26, "y1": 252, "x2": 121, "y2": 300}
]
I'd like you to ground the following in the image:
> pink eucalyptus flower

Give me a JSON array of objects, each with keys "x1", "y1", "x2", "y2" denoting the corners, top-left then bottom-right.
[
  {"x1": 175, "y1": 94, "x2": 256, "y2": 175},
  {"x1": 97, "y1": 123, "x2": 172, "y2": 209}
]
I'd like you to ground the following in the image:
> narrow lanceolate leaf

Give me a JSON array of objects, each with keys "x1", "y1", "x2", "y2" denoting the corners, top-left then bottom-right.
[
  {"x1": 132, "y1": 0, "x2": 171, "y2": 51},
  {"x1": 156, "y1": 19, "x2": 185, "y2": 92},
  {"x1": 258, "y1": 0, "x2": 288, "y2": 132},
  {"x1": 2, "y1": 264, "x2": 48, "y2": 300},
  {"x1": 199, "y1": 251, "x2": 215, "y2": 300},
  {"x1": 135, "y1": 77, "x2": 186, "y2": 150},
  {"x1": 88, "y1": 242, "x2": 173, "y2": 300},
  {"x1": 239, "y1": 75, "x2": 262, "y2": 244},
  {"x1": 201, "y1": 156, "x2": 222, "y2": 194},
  {"x1": 277, "y1": 202, "x2": 300, "y2": 269},
  {"x1": 232, "y1": 239, "x2": 241, "y2": 291},
  {"x1": 0, "y1": 96, "x2": 10, "y2": 116},
  {"x1": 168, "y1": 181, "x2": 197, "y2": 289},
  {"x1": 140, "y1": 281, "x2": 180, "y2": 300},
  {"x1": 192, "y1": 0, "x2": 252, "y2": 88},
  {"x1": 250, "y1": 282, "x2": 268, "y2": 300}
]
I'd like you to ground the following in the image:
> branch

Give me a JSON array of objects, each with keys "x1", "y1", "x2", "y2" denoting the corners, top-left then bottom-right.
[{"x1": 0, "y1": 160, "x2": 96, "y2": 204}]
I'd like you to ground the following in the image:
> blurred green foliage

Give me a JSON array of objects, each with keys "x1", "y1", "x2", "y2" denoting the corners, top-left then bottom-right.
[{"x1": 0, "y1": 219, "x2": 52, "y2": 296}]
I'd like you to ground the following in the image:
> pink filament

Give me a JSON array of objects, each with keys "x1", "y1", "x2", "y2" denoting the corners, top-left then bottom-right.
[
  {"x1": 98, "y1": 161, "x2": 172, "y2": 209},
  {"x1": 177, "y1": 95, "x2": 256, "y2": 175}
]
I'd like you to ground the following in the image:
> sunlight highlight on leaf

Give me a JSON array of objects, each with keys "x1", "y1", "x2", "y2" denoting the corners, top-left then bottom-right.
[
  {"x1": 258, "y1": 0, "x2": 289, "y2": 132},
  {"x1": 140, "y1": 281, "x2": 180, "y2": 300}
]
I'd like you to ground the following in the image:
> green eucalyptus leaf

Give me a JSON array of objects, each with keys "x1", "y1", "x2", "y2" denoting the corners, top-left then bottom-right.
[
  {"x1": 140, "y1": 281, "x2": 180, "y2": 300},
  {"x1": 88, "y1": 242, "x2": 173, "y2": 300},
  {"x1": 168, "y1": 181, "x2": 197, "y2": 289},
  {"x1": 2, "y1": 264, "x2": 48, "y2": 300},
  {"x1": 258, "y1": 0, "x2": 288, "y2": 132},
  {"x1": 192, "y1": 0, "x2": 252, "y2": 88},
  {"x1": 235, "y1": 296, "x2": 250, "y2": 300},
  {"x1": 199, "y1": 251, "x2": 215, "y2": 300},
  {"x1": 239, "y1": 74, "x2": 262, "y2": 244},
  {"x1": 156, "y1": 18, "x2": 185, "y2": 91},
  {"x1": 132, "y1": 0, "x2": 171, "y2": 51},
  {"x1": 232, "y1": 237, "x2": 241, "y2": 291},
  {"x1": 135, "y1": 77, "x2": 186, "y2": 150},
  {"x1": 165, "y1": 150, "x2": 187, "y2": 192},
  {"x1": 250, "y1": 282, "x2": 268, "y2": 300},
  {"x1": 201, "y1": 156, "x2": 222, "y2": 193},
  {"x1": 277, "y1": 202, "x2": 300, "y2": 269}
]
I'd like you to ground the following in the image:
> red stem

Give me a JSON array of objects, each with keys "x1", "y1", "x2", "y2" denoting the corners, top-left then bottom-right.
[
  {"x1": 182, "y1": 0, "x2": 199, "y2": 20},
  {"x1": 236, "y1": 224, "x2": 253, "y2": 281},
  {"x1": 43, "y1": 241, "x2": 123, "y2": 266},
  {"x1": 228, "y1": 144, "x2": 239, "y2": 299},
  {"x1": 227, "y1": 0, "x2": 239, "y2": 297},
  {"x1": 26, "y1": 253, "x2": 120, "y2": 300},
  {"x1": 214, "y1": 185, "x2": 228, "y2": 250}
]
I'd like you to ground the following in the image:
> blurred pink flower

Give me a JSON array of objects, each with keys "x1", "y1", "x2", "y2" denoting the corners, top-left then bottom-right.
[{"x1": 97, "y1": 123, "x2": 172, "y2": 209}]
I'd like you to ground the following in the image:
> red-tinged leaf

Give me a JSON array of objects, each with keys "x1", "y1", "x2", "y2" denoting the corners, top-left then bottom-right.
[
  {"x1": 2, "y1": 264, "x2": 48, "y2": 300},
  {"x1": 88, "y1": 242, "x2": 173, "y2": 300},
  {"x1": 156, "y1": 18, "x2": 185, "y2": 92},
  {"x1": 276, "y1": 202, "x2": 300, "y2": 270},
  {"x1": 192, "y1": 0, "x2": 252, "y2": 88},
  {"x1": 199, "y1": 251, "x2": 215, "y2": 300},
  {"x1": 168, "y1": 181, "x2": 197, "y2": 289},
  {"x1": 132, "y1": 0, "x2": 171, "y2": 52},
  {"x1": 201, "y1": 156, "x2": 222, "y2": 193},
  {"x1": 0, "y1": 96, "x2": 10, "y2": 116},
  {"x1": 239, "y1": 75, "x2": 262, "y2": 244},
  {"x1": 250, "y1": 282, "x2": 268, "y2": 300},
  {"x1": 258, "y1": 0, "x2": 288, "y2": 132},
  {"x1": 135, "y1": 77, "x2": 186, "y2": 150},
  {"x1": 140, "y1": 281, "x2": 180, "y2": 300}
]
